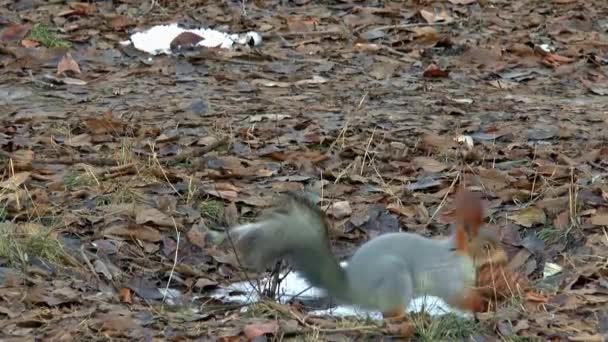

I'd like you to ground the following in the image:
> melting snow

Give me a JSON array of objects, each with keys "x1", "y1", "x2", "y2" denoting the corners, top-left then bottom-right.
[{"x1": 124, "y1": 23, "x2": 262, "y2": 55}]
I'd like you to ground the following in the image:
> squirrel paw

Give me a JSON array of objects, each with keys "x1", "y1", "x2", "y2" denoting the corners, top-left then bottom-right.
[
  {"x1": 385, "y1": 320, "x2": 414, "y2": 339},
  {"x1": 382, "y1": 307, "x2": 414, "y2": 338}
]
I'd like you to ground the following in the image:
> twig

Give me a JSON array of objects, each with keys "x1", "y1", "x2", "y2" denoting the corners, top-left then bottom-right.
[
  {"x1": 356, "y1": 20, "x2": 463, "y2": 34},
  {"x1": 0, "y1": 149, "x2": 118, "y2": 166},
  {"x1": 224, "y1": 222, "x2": 264, "y2": 299},
  {"x1": 425, "y1": 172, "x2": 461, "y2": 228},
  {"x1": 262, "y1": 30, "x2": 344, "y2": 39},
  {"x1": 149, "y1": 142, "x2": 180, "y2": 197},
  {"x1": 164, "y1": 137, "x2": 228, "y2": 164},
  {"x1": 162, "y1": 217, "x2": 180, "y2": 308},
  {"x1": 264, "y1": 301, "x2": 380, "y2": 333},
  {"x1": 267, "y1": 260, "x2": 283, "y2": 299},
  {"x1": 80, "y1": 245, "x2": 101, "y2": 282}
]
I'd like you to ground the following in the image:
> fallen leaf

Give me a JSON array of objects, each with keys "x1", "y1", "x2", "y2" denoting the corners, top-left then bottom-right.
[
  {"x1": 387, "y1": 203, "x2": 417, "y2": 218},
  {"x1": 325, "y1": 201, "x2": 352, "y2": 219},
  {"x1": 423, "y1": 64, "x2": 450, "y2": 78},
  {"x1": 135, "y1": 207, "x2": 174, "y2": 228},
  {"x1": 170, "y1": 31, "x2": 204, "y2": 50},
  {"x1": 84, "y1": 112, "x2": 127, "y2": 135},
  {"x1": 568, "y1": 334, "x2": 606, "y2": 342},
  {"x1": 413, "y1": 156, "x2": 447, "y2": 173},
  {"x1": 20, "y1": 39, "x2": 39, "y2": 48},
  {"x1": 187, "y1": 225, "x2": 207, "y2": 249},
  {"x1": 94, "y1": 259, "x2": 113, "y2": 280},
  {"x1": 119, "y1": 288, "x2": 132, "y2": 304},
  {"x1": 65, "y1": 133, "x2": 91, "y2": 147},
  {"x1": 0, "y1": 172, "x2": 30, "y2": 190},
  {"x1": 510, "y1": 207, "x2": 546, "y2": 227},
  {"x1": 553, "y1": 210, "x2": 570, "y2": 230},
  {"x1": 0, "y1": 23, "x2": 31, "y2": 42},
  {"x1": 449, "y1": 0, "x2": 477, "y2": 4},
  {"x1": 243, "y1": 322, "x2": 279, "y2": 339},
  {"x1": 194, "y1": 278, "x2": 218, "y2": 290},
  {"x1": 249, "y1": 114, "x2": 291, "y2": 122},
  {"x1": 542, "y1": 53, "x2": 575, "y2": 68},
  {"x1": 104, "y1": 224, "x2": 162, "y2": 242},
  {"x1": 57, "y1": 52, "x2": 81, "y2": 75},
  {"x1": 108, "y1": 15, "x2": 135, "y2": 30},
  {"x1": 586, "y1": 214, "x2": 608, "y2": 230},
  {"x1": 420, "y1": 9, "x2": 453, "y2": 24},
  {"x1": 525, "y1": 291, "x2": 548, "y2": 302},
  {"x1": 100, "y1": 314, "x2": 135, "y2": 332}
]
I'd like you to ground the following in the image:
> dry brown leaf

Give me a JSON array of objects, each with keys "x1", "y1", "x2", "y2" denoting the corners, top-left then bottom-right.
[
  {"x1": 119, "y1": 288, "x2": 132, "y2": 304},
  {"x1": 109, "y1": 15, "x2": 135, "y2": 30},
  {"x1": 325, "y1": 201, "x2": 352, "y2": 219},
  {"x1": 243, "y1": 322, "x2": 279, "y2": 339},
  {"x1": 135, "y1": 207, "x2": 174, "y2": 228},
  {"x1": 65, "y1": 133, "x2": 92, "y2": 147},
  {"x1": 420, "y1": 132, "x2": 457, "y2": 152},
  {"x1": 20, "y1": 39, "x2": 39, "y2": 48},
  {"x1": 194, "y1": 278, "x2": 218, "y2": 290},
  {"x1": 525, "y1": 291, "x2": 548, "y2": 302},
  {"x1": 186, "y1": 225, "x2": 206, "y2": 249},
  {"x1": 0, "y1": 23, "x2": 31, "y2": 42},
  {"x1": 100, "y1": 314, "x2": 135, "y2": 332},
  {"x1": 510, "y1": 207, "x2": 546, "y2": 228},
  {"x1": 448, "y1": 0, "x2": 477, "y2": 4},
  {"x1": 478, "y1": 168, "x2": 512, "y2": 192},
  {"x1": 104, "y1": 224, "x2": 162, "y2": 242},
  {"x1": 420, "y1": 9, "x2": 453, "y2": 24},
  {"x1": 57, "y1": 52, "x2": 81, "y2": 75},
  {"x1": 0, "y1": 172, "x2": 30, "y2": 190},
  {"x1": 411, "y1": 26, "x2": 440, "y2": 45},
  {"x1": 590, "y1": 213, "x2": 608, "y2": 226},
  {"x1": 422, "y1": 64, "x2": 450, "y2": 78},
  {"x1": 170, "y1": 31, "x2": 204, "y2": 50},
  {"x1": 568, "y1": 334, "x2": 605, "y2": 342},
  {"x1": 387, "y1": 203, "x2": 417, "y2": 218},
  {"x1": 553, "y1": 210, "x2": 570, "y2": 230},
  {"x1": 413, "y1": 156, "x2": 447, "y2": 173},
  {"x1": 84, "y1": 112, "x2": 127, "y2": 135}
]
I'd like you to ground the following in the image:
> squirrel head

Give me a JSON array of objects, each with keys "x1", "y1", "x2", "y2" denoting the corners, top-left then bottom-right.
[{"x1": 452, "y1": 189, "x2": 508, "y2": 267}]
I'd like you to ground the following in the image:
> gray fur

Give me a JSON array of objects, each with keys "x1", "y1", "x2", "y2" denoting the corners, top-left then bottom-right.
[{"x1": 229, "y1": 191, "x2": 478, "y2": 312}]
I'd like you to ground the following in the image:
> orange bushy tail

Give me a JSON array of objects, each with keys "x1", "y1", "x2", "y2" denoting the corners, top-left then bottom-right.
[{"x1": 452, "y1": 188, "x2": 484, "y2": 254}]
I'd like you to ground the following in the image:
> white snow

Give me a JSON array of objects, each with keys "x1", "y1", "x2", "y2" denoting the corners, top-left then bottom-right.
[
  {"x1": 209, "y1": 261, "x2": 470, "y2": 320},
  {"x1": 126, "y1": 23, "x2": 262, "y2": 55}
]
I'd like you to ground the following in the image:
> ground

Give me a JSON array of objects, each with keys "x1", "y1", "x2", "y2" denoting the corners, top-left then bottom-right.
[{"x1": 0, "y1": 0, "x2": 607, "y2": 341}]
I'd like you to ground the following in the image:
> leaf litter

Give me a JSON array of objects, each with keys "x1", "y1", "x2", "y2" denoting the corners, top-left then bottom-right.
[{"x1": 0, "y1": 0, "x2": 607, "y2": 340}]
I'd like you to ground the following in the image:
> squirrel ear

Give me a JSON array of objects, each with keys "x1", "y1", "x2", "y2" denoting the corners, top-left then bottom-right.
[{"x1": 454, "y1": 188, "x2": 483, "y2": 237}]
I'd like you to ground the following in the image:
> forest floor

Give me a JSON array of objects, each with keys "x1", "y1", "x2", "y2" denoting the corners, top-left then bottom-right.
[{"x1": 0, "y1": 0, "x2": 607, "y2": 341}]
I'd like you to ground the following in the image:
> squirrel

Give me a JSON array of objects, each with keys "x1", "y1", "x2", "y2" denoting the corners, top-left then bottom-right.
[{"x1": 229, "y1": 188, "x2": 503, "y2": 320}]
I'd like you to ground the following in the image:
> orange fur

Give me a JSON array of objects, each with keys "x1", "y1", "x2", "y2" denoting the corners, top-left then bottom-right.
[
  {"x1": 454, "y1": 188, "x2": 483, "y2": 238},
  {"x1": 454, "y1": 225, "x2": 469, "y2": 254},
  {"x1": 382, "y1": 306, "x2": 406, "y2": 321},
  {"x1": 453, "y1": 188, "x2": 484, "y2": 254},
  {"x1": 447, "y1": 288, "x2": 485, "y2": 313}
]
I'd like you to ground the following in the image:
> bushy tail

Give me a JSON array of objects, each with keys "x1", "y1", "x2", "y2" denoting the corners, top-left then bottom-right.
[{"x1": 229, "y1": 192, "x2": 351, "y2": 300}]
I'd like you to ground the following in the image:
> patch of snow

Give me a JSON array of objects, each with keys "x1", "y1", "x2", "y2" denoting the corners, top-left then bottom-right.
[
  {"x1": 127, "y1": 23, "x2": 262, "y2": 55},
  {"x1": 209, "y1": 261, "x2": 470, "y2": 320}
]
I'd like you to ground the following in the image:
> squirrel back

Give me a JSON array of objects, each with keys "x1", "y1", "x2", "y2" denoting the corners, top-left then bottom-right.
[{"x1": 230, "y1": 189, "x2": 497, "y2": 314}]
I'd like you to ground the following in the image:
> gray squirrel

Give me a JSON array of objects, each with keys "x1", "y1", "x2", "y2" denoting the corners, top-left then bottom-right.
[{"x1": 229, "y1": 189, "x2": 502, "y2": 320}]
